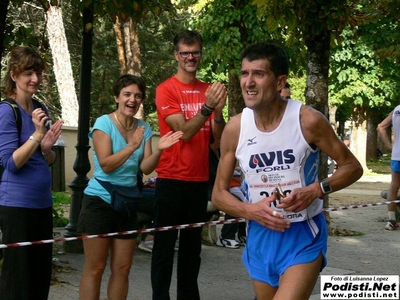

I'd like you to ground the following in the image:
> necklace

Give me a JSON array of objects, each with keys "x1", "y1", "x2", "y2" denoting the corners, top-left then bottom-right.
[{"x1": 113, "y1": 112, "x2": 135, "y2": 131}]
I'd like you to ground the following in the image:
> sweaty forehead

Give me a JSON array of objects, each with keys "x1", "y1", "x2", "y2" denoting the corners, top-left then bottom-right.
[{"x1": 241, "y1": 58, "x2": 270, "y2": 72}]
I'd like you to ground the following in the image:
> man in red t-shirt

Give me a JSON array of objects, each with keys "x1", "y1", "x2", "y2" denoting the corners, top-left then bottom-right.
[{"x1": 151, "y1": 29, "x2": 227, "y2": 300}]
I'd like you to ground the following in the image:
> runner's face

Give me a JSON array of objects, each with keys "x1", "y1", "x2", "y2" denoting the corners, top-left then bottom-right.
[{"x1": 240, "y1": 58, "x2": 281, "y2": 109}]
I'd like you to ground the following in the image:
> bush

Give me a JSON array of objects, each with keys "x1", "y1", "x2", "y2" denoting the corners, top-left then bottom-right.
[{"x1": 52, "y1": 191, "x2": 70, "y2": 227}]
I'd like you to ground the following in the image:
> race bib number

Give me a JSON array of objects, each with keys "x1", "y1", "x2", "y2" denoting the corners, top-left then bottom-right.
[{"x1": 246, "y1": 168, "x2": 308, "y2": 222}]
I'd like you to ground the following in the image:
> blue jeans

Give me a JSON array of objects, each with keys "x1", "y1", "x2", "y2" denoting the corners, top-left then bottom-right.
[{"x1": 151, "y1": 179, "x2": 208, "y2": 300}]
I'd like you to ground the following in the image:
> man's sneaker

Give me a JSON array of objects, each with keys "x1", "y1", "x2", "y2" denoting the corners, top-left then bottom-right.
[
  {"x1": 138, "y1": 240, "x2": 153, "y2": 253},
  {"x1": 216, "y1": 236, "x2": 240, "y2": 249},
  {"x1": 238, "y1": 236, "x2": 246, "y2": 246},
  {"x1": 385, "y1": 220, "x2": 400, "y2": 230}
]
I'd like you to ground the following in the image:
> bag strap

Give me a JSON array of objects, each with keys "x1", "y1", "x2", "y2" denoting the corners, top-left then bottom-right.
[
  {"x1": 0, "y1": 99, "x2": 21, "y2": 183},
  {"x1": 95, "y1": 178, "x2": 113, "y2": 194},
  {"x1": 1, "y1": 98, "x2": 46, "y2": 137},
  {"x1": 1, "y1": 99, "x2": 22, "y2": 137},
  {"x1": 0, "y1": 98, "x2": 47, "y2": 183}
]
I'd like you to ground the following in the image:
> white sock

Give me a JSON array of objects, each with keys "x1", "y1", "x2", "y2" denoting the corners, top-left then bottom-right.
[{"x1": 388, "y1": 211, "x2": 396, "y2": 221}]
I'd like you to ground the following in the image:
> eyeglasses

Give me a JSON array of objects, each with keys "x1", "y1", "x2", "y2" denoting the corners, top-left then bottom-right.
[{"x1": 178, "y1": 51, "x2": 202, "y2": 58}]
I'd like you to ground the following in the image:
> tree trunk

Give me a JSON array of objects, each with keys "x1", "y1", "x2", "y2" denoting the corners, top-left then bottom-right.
[
  {"x1": 46, "y1": 4, "x2": 79, "y2": 127},
  {"x1": 378, "y1": 126, "x2": 391, "y2": 155},
  {"x1": 112, "y1": 16, "x2": 143, "y2": 119},
  {"x1": 366, "y1": 107, "x2": 379, "y2": 161},
  {"x1": 126, "y1": 19, "x2": 140, "y2": 76},
  {"x1": 351, "y1": 105, "x2": 368, "y2": 172},
  {"x1": 228, "y1": 66, "x2": 244, "y2": 119},
  {"x1": 124, "y1": 19, "x2": 143, "y2": 120},
  {"x1": 304, "y1": 28, "x2": 331, "y2": 216},
  {"x1": 350, "y1": 121, "x2": 368, "y2": 171},
  {"x1": 329, "y1": 106, "x2": 338, "y2": 131},
  {"x1": 113, "y1": 16, "x2": 126, "y2": 74},
  {"x1": 305, "y1": 30, "x2": 330, "y2": 118}
]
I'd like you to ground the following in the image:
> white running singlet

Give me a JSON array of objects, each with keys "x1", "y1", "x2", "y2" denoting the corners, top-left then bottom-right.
[
  {"x1": 391, "y1": 105, "x2": 400, "y2": 160},
  {"x1": 236, "y1": 100, "x2": 322, "y2": 222}
]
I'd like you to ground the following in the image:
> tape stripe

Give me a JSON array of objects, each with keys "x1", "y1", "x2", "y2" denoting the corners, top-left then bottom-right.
[{"x1": 0, "y1": 200, "x2": 399, "y2": 249}]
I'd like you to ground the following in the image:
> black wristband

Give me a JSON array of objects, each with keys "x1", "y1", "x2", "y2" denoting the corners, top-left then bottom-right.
[
  {"x1": 213, "y1": 118, "x2": 224, "y2": 124},
  {"x1": 203, "y1": 103, "x2": 215, "y2": 111}
]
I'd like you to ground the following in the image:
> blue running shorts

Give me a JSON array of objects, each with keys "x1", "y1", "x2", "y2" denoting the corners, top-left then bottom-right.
[
  {"x1": 391, "y1": 160, "x2": 400, "y2": 173},
  {"x1": 242, "y1": 213, "x2": 327, "y2": 287}
]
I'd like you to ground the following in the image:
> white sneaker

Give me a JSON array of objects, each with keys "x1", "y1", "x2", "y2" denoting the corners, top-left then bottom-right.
[
  {"x1": 385, "y1": 220, "x2": 400, "y2": 230},
  {"x1": 138, "y1": 240, "x2": 153, "y2": 253},
  {"x1": 216, "y1": 236, "x2": 240, "y2": 249}
]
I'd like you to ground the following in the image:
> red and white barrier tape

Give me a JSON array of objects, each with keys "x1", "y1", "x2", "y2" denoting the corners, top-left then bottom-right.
[
  {"x1": 0, "y1": 218, "x2": 245, "y2": 249},
  {"x1": 322, "y1": 199, "x2": 400, "y2": 212},
  {"x1": 1, "y1": 199, "x2": 399, "y2": 249}
]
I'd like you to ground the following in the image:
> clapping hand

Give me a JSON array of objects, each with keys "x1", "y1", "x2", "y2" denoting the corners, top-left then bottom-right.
[
  {"x1": 40, "y1": 120, "x2": 63, "y2": 153},
  {"x1": 205, "y1": 82, "x2": 227, "y2": 111},
  {"x1": 158, "y1": 131, "x2": 183, "y2": 150},
  {"x1": 129, "y1": 126, "x2": 145, "y2": 149}
]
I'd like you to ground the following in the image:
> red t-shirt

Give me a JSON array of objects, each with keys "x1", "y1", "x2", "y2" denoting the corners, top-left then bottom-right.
[{"x1": 156, "y1": 76, "x2": 212, "y2": 181}]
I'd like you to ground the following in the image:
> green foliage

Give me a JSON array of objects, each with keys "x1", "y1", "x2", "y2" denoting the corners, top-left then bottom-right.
[
  {"x1": 287, "y1": 75, "x2": 306, "y2": 103},
  {"x1": 196, "y1": 63, "x2": 228, "y2": 84},
  {"x1": 252, "y1": 0, "x2": 357, "y2": 45},
  {"x1": 57, "y1": 1, "x2": 122, "y2": 125},
  {"x1": 53, "y1": 207, "x2": 68, "y2": 227},
  {"x1": 52, "y1": 192, "x2": 71, "y2": 205},
  {"x1": 188, "y1": 0, "x2": 298, "y2": 117},
  {"x1": 360, "y1": 0, "x2": 400, "y2": 61},
  {"x1": 53, "y1": 192, "x2": 71, "y2": 227},
  {"x1": 1, "y1": 2, "x2": 61, "y2": 116},
  {"x1": 138, "y1": 9, "x2": 189, "y2": 128},
  {"x1": 2, "y1": 1, "x2": 181, "y2": 127},
  {"x1": 146, "y1": 111, "x2": 159, "y2": 132},
  {"x1": 72, "y1": 0, "x2": 175, "y2": 22},
  {"x1": 3, "y1": 0, "x2": 399, "y2": 133},
  {"x1": 2, "y1": 2, "x2": 46, "y2": 50},
  {"x1": 52, "y1": 191, "x2": 70, "y2": 228},
  {"x1": 329, "y1": 26, "x2": 399, "y2": 122},
  {"x1": 194, "y1": 0, "x2": 279, "y2": 79}
]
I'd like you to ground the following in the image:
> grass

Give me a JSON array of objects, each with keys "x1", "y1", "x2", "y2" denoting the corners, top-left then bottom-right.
[
  {"x1": 329, "y1": 227, "x2": 364, "y2": 237},
  {"x1": 364, "y1": 156, "x2": 391, "y2": 175},
  {"x1": 328, "y1": 157, "x2": 391, "y2": 236}
]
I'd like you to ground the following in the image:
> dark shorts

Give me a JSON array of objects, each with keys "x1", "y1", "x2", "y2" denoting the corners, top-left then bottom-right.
[{"x1": 77, "y1": 194, "x2": 138, "y2": 239}]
